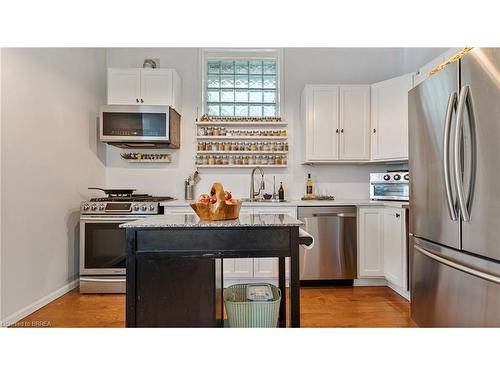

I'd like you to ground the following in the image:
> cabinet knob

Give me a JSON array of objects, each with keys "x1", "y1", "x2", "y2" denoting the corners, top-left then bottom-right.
[
  {"x1": 140, "y1": 99, "x2": 144, "y2": 103},
  {"x1": 396, "y1": 213, "x2": 400, "y2": 218},
  {"x1": 136, "y1": 98, "x2": 139, "y2": 103},
  {"x1": 341, "y1": 129, "x2": 344, "y2": 133},
  {"x1": 373, "y1": 128, "x2": 377, "y2": 133},
  {"x1": 336, "y1": 129, "x2": 339, "y2": 134}
]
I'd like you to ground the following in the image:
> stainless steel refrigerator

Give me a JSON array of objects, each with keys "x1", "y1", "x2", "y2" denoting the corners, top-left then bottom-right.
[{"x1": 409, "y1": 48, "x2": 500, "y2": 327}]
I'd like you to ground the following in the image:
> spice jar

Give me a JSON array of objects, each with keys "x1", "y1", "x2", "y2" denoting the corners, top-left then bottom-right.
[
  {"x1": 217, "y1": 142, "x2": 224, "y2": 151},
  {"x1": 257, "y1": 142, "x2": 263, "y2": 151},
  {"x1": 268, "y1": 155, "x2": 275, "y2": 165},
  {"x1": 263, "y1": 142, "x2": 270, "y2": 152},
  {"x1": 275, "y1": 155, "x2": 282, "y2": 165},
  {"x1": 228, "y1": 155, "x2": 235, "y2": 165},
  {"x1": 280, "y1": 129, "x2": 287, "y2": 137},
  {"x1": 244, "y1": 142, "x2": 250, "y2": 151},
  {"x1": 207, "y1": 127, "x2": 214, "y2": 136},
  {"x1": 237, "y1": 141, "x2": 244, "y2": 151},
  {"x1": 208, "y1": 155, "x2": 216, "y2": 165},
  {"x1": 284, "y1": 142, "x2": 289, "y2": 151},
  {"x1": 224, "y1": 142, "x2": 231, "y2": 151},
  {"x1": 195, "y1": 156, "x2": 202, "y2": 165},
  {"x1": 213, "y1": 127, "x2": 220, "y2": 136},
  {"x1": 220, "y1": 127, "x2": 226, "y2": 136},
  {"x1": 197, "y1": 142, "x2": 205, "y2": 151},
  {"x1": 255, "y1": 155, "x2": 262, "y2": 165},
  {"x1": 250, "y1": 142, "x2": 257, "y2": 151},
  {"x1": 242, "y1": 156, "x2": 249, "y2": 165},
  {"x1": 200, "y1": 155, "x2": 208, "y2": 165},
  {"x1": 205, "y1": 142, "x2": 212, "y2": 151},
  {"x1": 235, "y1": 155, "x2": 243, "y2": 165},
  {"x1": 197, "y1": 127, "x2": 207, "y2": 136},
  {"x1": 226, "y1": 129, "x2": 233, "y2": 137},
  {"x1": 216, "y1": 156, "x2": 223, "y2": 165},
  {"x1": 248, "y1": 155, "x2": 255, "y2": 165},
  {"x1": 231, "y1": 142, "x2": 238, "y2": 151},
  {"x1": 282, "y1": 156, "x2": 287, "y2": 165},
  {"x1": 260, "y1": 155, "x2": 268, "y2": 165}
]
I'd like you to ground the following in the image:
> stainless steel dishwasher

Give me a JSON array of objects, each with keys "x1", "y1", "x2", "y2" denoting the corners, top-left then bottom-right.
[{"x1": 298, "y1": 206, "x2": 357, "y2": 281}]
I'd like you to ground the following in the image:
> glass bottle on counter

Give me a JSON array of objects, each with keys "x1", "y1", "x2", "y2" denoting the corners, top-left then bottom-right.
[
  {"x1": 306, "y1": 173, "x2": 314, "y2": 198},
  {"x1": 278, "y1": 182, "x2": 285, "y2": 201}
]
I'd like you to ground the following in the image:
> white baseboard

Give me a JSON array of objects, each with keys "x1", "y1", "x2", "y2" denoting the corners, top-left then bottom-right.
[
  {"x1": 353, "y1": 278, "x2": 387, "y2": 286},
  {"x1": 387, "y1": 281, "x2": 411, "y2": 301},
  {"x1": 224, "y1": 278, "x2": 289, "y2": 288},
  {"x1": 1, "y1": 279, "x2": 79, "y2": 327}
]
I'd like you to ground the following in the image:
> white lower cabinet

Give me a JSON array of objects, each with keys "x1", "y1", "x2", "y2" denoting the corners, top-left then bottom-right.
[
  {"x1": 382, "y1": 207, "x2": 407, "y2": 290},
  {"x1": 358, "y1": 206, "x2": 408, "y2": 297},
  {"x1": 358, "y1": 207, "x2": 384, "y2": 277}
]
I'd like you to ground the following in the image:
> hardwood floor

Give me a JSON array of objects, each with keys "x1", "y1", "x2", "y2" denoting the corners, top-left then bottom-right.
[{"x1": 13, "y1": 286, "x2": 415, "y2": 328}]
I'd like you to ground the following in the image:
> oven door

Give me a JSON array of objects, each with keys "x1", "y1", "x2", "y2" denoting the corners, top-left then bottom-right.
[
  {"x1": 80, "y1": 216, "x2": 144, "y2": 275},
  {"x1": 370, "y1": 182, "x2": 409, "y2": 201},
  {"x1": 100, "y1": 105, "x2": 170, "y2": 142}
]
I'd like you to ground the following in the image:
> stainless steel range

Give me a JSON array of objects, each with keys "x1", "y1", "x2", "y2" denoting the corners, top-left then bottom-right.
[{"x1": 79, "y1": 188, "x2": 174, "y2": 293}]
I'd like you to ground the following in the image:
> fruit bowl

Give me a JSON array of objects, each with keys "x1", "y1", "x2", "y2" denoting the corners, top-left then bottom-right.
[{"x1": 190, "y1": 182, "x2": 241, "y2": 221}]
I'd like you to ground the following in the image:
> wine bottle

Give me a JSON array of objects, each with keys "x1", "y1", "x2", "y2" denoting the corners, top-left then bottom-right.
[
  {"x1": 278, "y1": 182, "x2": 285, "y2": 201},
  {"x1": 306, "y1": 173, "x2": 313, "y2": 198}
]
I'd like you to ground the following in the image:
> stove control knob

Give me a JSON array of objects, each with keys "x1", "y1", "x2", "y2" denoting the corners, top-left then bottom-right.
[
  {"x1": 90, "y1": 204, "x2": 97, "y2": 211},
  {"x1": 149, "y1": 204, "x2": 156, "y2": 211},
  {"x1": 141, "y1": 205, "x2": 148, "y2": 212},
  {"x1": 82, "y1": 203, "x2": 90, "y2": 211},
  {"x1": 133, "y1": 205, "x2": 139, "y2": 211},
  {"x1": 98, "y1": 204, "x2": 105, "y2": 211},
  {"x1": 383, "y1": 174, "x2": 391, "y2": 181},
  {"x1": 404, "y1": 174, "x2": 409, "y2": 181},
  {"x1": 394, "y1": 174, "x2": 401, "y2": 181}
]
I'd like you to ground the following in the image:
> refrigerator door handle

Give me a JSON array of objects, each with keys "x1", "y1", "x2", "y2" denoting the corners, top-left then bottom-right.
[
  {"x1": 443, "y1": 92, "x2": 458, "y2": 221},
  {"x1": 415, "y1": 245, "x2": 500, "y2": 284},
  {"x1": 454, "y1": 85, "x2": 475, "y2": 222}
]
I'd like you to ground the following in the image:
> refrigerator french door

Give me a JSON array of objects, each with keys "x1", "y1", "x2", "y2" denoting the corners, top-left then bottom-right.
[{"x1": 409, "y1": 48, "x2": 500, "y2": 327}]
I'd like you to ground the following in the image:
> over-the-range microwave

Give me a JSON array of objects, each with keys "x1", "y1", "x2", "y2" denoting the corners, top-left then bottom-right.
[{"x1": 100, "y1": 105, "x2": 180, "y2": 148}]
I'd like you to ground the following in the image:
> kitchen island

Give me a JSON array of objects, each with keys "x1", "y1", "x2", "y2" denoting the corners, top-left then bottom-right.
[{"x1": 121, "y1": 213, "x2": 303, "y2": 328}]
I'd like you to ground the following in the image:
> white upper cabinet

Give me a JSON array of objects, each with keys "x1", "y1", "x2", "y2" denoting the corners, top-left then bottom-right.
[
  {"x1": 382, "y1": 207, "x2": 407, "y2": 290},
  {"x1": 107, "y1": 68, "x2": 141, "y2": 105},
  {"x1": 303, "y1": 85, "x2": 340, "y2": 161},
  {"x1": 107, "y1": 68, "x2": 182, "y2": 111},
  {"x1": 339, "y1": 86, "x2": 370, "y2": 160},
  {"x1": 302, "y1": 85, "x2": 370, "y2": 162},
  {"x1": 370, "y1": 73, "x2": 413, "y2": 161}
]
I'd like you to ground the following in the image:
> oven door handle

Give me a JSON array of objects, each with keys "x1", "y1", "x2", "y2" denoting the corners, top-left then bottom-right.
[
  {"x1": 80, "y1": 277, "x2": 125, "y2": 283},
  {"x1": 80, "y1": 216, "x2": 147, "y2": 223}
]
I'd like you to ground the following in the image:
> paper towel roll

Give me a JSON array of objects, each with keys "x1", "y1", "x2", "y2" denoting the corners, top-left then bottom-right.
[{"x1": 299, "y1": 228, "x2": 314, "y2": 250}]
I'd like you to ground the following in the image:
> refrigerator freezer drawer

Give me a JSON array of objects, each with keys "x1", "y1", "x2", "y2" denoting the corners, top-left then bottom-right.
[{"x1": 411, "y1": 238, "x2": 500, "y2": 327}]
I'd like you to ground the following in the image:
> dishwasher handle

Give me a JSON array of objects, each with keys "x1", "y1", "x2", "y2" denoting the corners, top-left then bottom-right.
[{"x1": 312, "y1": 213, "x2": 356, "y2": 218}]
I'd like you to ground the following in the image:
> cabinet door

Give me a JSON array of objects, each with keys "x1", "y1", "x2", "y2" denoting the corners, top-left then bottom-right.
[
  {"x1": 371, "y1": 74, "x2": 413, "y2": 161},
  {"x1": 140, "y1": 69, "x2": 173, "y2": 105},
  {"x1": 358, "y1": 207, "x2": 384, "y2": 277},
  {"x1": 304, "y1": 85, "x2": 339, "y2": 161},
  {"x1": 383, "y1": 207, "x2": 406, "y2": 289},
  {"x1": 339, "y1": 86, "x2": 370, "y2": 160},
  {"x1": 107, "y1": 68, "x2": 141, "y2": 105}
]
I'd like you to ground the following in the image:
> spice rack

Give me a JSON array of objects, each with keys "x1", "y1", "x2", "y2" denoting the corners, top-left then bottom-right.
[{"x1": 195, "y1": 120, "x2": 289, "y2": 168}]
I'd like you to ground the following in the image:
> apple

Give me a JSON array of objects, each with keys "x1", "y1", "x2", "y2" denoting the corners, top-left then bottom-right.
[
  {"x1": 198, "y1": 194, "x2": 210, "y2": 204},
  {"x1": 224, "y1": 191, "x2": 232, "y2": 201},
  {"x1": 210, "y1": 195, "x2": 217, "y2": 204}
]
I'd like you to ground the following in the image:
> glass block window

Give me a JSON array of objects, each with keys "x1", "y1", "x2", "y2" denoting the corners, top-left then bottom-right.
[{"x1": 205, "y1": 59, "x2": 278, "y2": 117}]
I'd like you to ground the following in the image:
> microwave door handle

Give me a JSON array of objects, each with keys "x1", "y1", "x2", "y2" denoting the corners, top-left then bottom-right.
[{"x1": 443, "y1": 92, "x2": 458, "y2": 221}]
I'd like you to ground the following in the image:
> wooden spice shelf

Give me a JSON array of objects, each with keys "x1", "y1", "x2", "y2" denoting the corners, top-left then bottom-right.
[
  {"x1": 196, "y1": 121, "x2": 287, "y2": 126},
  {"x1": 197, "y1": 164, "x2": 287, "y2": 168},
  {"x1": 197, "y1": 135, "x2": 287, "y2": 140},
  {"x1": 197, "y1": 150, "x2": 287, "y2": 154}
]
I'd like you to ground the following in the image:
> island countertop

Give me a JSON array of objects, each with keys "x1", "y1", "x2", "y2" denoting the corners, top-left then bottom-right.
[{"x1": 120, "y1": 213, "x2": 303, "y2": 228}]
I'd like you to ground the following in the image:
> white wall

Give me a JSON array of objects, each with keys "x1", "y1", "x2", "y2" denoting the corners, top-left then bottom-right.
[
  {"x1": 0, "y1": 48, "x2": 107, "y2": 322},
  {"x1": 105, "y1": 48, "x2": 438, "y2": 199}
]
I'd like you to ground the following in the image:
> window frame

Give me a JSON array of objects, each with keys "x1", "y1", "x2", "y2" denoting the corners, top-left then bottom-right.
[{"x1": 199, "y1": 48, "x2": 283, "y2": 118}]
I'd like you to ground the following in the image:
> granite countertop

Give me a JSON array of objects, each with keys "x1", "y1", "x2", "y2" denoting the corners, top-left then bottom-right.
[
  {"x1": 160, "y1": 199, "x2": 409, "y2": 209},
  {"x1": 120, "y1": 213, "x2": 304, "y2": 228}
]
